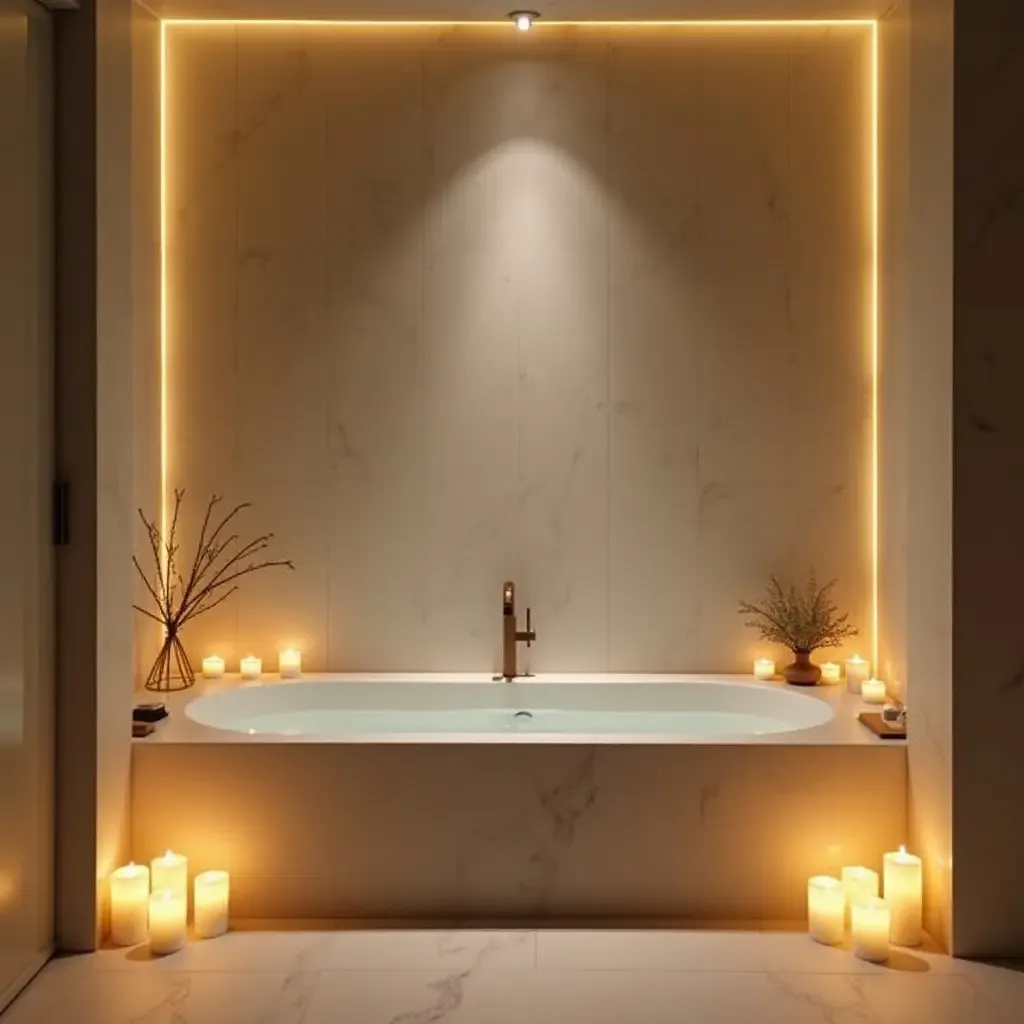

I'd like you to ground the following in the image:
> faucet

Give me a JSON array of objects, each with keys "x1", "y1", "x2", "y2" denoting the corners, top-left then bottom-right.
[{"x1": 499, "y1": 580, "x2": 536, "y2": 680}]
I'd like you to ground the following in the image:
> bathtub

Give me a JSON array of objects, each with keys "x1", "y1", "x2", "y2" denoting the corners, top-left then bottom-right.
[
  {"x1": 182, "y1": 677, "x2": 835, "y2": 742},
  {"x1": 132, "y1": 674, "x2": 906, "y2": 922}
]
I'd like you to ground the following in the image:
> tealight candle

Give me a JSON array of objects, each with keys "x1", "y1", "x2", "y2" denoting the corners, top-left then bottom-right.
[
  {"x1": 884, "y1": 846, "x2": 923, "y2": 946},
  {"x1": 851, "y1": 895, "x2": 890, "y2": 962},
  {"x1": 239, "y1": 655, "x2": 262, "y2": 681},
  {"x1": 202, "y1": 655, "x2": 225, "y2": 679},
  {"x1": 842, "y1": 865, "x2": 879, "y2": 926},
  {"x1": 753, "y1": 658, "x2": 775, "y2": 680},
  {"x1": 845, "y1": 655, "x2": 869, "y2": 694},
  {"x1": 194, "y1": 870, "x2": 230, "y2": 939},
  {"x1": 807, "y1": 876, "x2": 845, "y2": 945},
  {"x1": 110, "y1": 862, "x2": 150, "y2": 946},
  {"x1": 150, "y1": 850, "x2": 188, "y2": 898},
  {"x1": 278, "y1": 648, "x2": 302, "y2": 679},
  {"x1": 861, "y1": 679, "x2": 887, "y2": 704},
  {"x1": 148, "y1": 889, "x2": 186, "y2": 955},
  {"x1": 821, "y1": 662, "x2": 841, "y2": 684}
]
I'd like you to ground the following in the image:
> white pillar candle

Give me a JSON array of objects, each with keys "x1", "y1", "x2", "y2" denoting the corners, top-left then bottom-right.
[
  {"x1": 821, "y1": 662, "x2": 841, "y2": 684},
  {"x1": 884, "y1": 846, "x2": 923, "y2": 946},
  {"x1": 753, "y1": 658, "x2": 775, "y2": 680},
  {"x1": 148, "y1": 889, "x2": 187, "y2": 956},
  {"x1": 861, "y1": 679, "x2": 887, "y2": 704},
  {"x1": 110, "y1": 862, "x2": 150, "y2": 946},
  {"x1": 845, "y1": 655, "x2": 870, "y2": 694},
  {"x1": 150, "y1": 850, "x2": 188, "y2": 898},
  {"x1": 807, "y1": 876, "x2": 846, "y2": 945},
  {"x1": 202, "y1": 655, "x2": 225, "y2": 679},
  {"x1": 239, "y1": 655, "x2": 262, "y2": 680},
  {"x1": 851, "y1": 895, "x2": 890, "y2": 962},
  {"x1": 194, "y1": 870, "x2": 230, "y2": 939},
  {"x1": 278, "y1": 648, "x2": 302, "y2": 679},
  {"x1": 841, "y1": 865, "x2": 879, "y2": 926}
]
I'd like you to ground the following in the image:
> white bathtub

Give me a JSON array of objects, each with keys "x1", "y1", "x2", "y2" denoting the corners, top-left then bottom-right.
[
  {"x1": 183, "y1": 677, "x2": 834, "y2": 741},
  {"x1": 133, "y1": 674, "x2": 905, "y2": 922}
]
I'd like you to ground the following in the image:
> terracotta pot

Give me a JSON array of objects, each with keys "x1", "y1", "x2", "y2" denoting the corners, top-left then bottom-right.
[{"x1": 782, "y1": 651, "x2": 822, "y2": 686}]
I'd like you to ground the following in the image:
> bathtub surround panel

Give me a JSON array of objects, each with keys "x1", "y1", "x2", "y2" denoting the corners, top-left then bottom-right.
[
  {"x1": 166, "y1": 24, "x2": 873, "y2": 674},
  {"x1": 133, "y1": 741, "x2": 904, "y2": 921}
]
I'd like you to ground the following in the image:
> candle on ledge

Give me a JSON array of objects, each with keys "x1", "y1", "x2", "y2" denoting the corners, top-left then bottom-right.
[
  {"x1": 821, "y1": 662, "x2": 841, "y2": 684},
  {"x1": 845, "y1": 655, "x2": 870, "y2": 694},
  {"x1": 884, "y1": 846, "x2": 923, "y2": 946},
  {"x1": 861, "y1": 679, "x2": 888, "y2": 705},
  {"x1": 148, "y1": 889, "x2": 187, "y2": 956},
  {"x1": 201, "y1": 655, "x2": 225, "y2": 679},
  {"x1": 194, "y1": 870, "x2": 230, "y2": 939},
  {"x1": 239, "y1": 655, "x2": 262, "y2": 681},
  {"x1": 278, "y1": 648, "x2": 302, "y2": 679},
  {"x1": 851, "y1": 895, "x2": 890, "y2": 962},
  {"x1": 150, "y1": 850, "x2": 187, "y2": 898},
  {"x1": 753, "y1": 658, "x2": 776, "y2": 681},
  {"x1": 807, "y1": 876, "x2": 845, "y2": 945},
  {"x1": 110, "y1": 862, "x2": 150, "y2": 946}
]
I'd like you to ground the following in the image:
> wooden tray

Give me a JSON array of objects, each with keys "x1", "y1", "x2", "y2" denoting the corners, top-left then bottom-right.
[{"x1": 858, "y1": 712, "x2": 906, "y2": 740}]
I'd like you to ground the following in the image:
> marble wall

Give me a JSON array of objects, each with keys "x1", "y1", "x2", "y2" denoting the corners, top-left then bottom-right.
[
  {"x1": 133, "y1": 741, "x2": 906, "y2": 922},
  {"x1": 165, "y1": 24, "x2": 874, "y2": 675}
]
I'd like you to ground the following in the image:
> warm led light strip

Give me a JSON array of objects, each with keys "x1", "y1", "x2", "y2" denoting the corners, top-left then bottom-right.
[{"x1": 159, "y1": 18, "x2": 880, "y2": 668}]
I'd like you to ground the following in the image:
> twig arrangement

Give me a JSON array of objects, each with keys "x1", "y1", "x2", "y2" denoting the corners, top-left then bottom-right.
[
  {"x1": 739, "y1": 571, "x2": 858, "y2": 654},
  {"x1": 133, "y1": 490, "x2": 294, "y2": 691}
]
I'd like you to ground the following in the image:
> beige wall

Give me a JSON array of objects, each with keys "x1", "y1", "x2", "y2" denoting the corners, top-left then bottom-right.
[{"x1": 165, "y1": 24, "x2": 874, "y2": 676}]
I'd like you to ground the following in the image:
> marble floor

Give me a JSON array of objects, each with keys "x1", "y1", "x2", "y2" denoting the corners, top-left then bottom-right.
[{"x1": 2, "y1": 926, "x2": 1023, "y2": 1023}]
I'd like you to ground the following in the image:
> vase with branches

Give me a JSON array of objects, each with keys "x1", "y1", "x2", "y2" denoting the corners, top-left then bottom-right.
[
  {"x1": 133, "y1": 490, "x2": 294, "y2": 691},
  {"x1": 738, "y1": 571, "x2": 858, "y2": 685}
]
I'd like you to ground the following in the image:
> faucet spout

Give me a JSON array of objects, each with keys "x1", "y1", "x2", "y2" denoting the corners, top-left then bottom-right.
[{"x1": 499, "y1": 580, "x2": 535, "y2": 680}]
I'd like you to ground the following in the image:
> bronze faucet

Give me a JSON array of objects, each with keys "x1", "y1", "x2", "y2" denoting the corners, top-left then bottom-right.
[{"x1": 499, "y1": 580, "x2": 536, "y2": 680}]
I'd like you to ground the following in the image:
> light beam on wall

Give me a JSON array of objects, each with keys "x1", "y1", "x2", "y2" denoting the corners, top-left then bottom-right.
[{"x1": 158, "y1": 18, "x2": 880, "y2": 668}]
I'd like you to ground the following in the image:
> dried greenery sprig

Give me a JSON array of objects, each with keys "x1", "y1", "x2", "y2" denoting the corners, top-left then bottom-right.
[
  {"x1": 738, "y1": 571, "x2": 858, "y2": 654},
  {"x1": 133, "y1": 490, "x2": 294, "y2": 691}
]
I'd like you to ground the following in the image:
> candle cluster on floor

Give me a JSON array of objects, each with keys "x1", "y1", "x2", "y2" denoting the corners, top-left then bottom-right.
[
  {"x1": 202, "y1": 648, "x2": 303, "y2": 680},
  {"x1": 807, "y1": 847, "x2": 922, "y2": 960},
  {"x1": 110, "y1": 851, "x2": 230, "y2": 954}
]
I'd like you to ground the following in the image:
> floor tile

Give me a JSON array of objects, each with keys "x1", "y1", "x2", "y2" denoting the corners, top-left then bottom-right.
[
  {"x1": 325, "y1": 928, "x2": 536, "y2": 971},
  {"x1": 957, "y1": 961, "x2": 1024, "y2": 1020},
  {"x1": 536, "y1": 927, "x2": 957, "y2": 975},
  {"x1": 1, "y1": 970, "x2": 315, "y2": 1024}
]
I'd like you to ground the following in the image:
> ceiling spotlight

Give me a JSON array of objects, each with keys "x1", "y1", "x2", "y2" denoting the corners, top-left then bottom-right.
[{"x1": 509, "y1": 10, "x2": 540, "y2": 31}]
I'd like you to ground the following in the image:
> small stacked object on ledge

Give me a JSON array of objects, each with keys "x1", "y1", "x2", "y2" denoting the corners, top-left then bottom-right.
[
  {"x1": 807, "y1": 846, "x2": 923, "y2": 960},
  {"x1": 110, "y1": 850, "x2": 229, "y2": 954}
]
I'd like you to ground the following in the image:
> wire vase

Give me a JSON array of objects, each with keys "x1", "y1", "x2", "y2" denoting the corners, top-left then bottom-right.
[{"x1": 145, "y1": 629, "x2": 196, "y2": 692}]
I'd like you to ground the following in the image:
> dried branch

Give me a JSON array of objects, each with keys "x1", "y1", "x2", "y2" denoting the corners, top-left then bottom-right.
[
  {"x1": 133, "y1": 492, "x2": 294, "y2": 691},
  {"x1": 738, "y1": 571, "x2": 858, "y2": 653}
]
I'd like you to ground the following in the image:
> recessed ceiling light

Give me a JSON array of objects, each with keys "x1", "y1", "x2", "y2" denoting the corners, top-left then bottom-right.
[{"x1": 509, "y1": 10, "x2": 540, "y2": 32}]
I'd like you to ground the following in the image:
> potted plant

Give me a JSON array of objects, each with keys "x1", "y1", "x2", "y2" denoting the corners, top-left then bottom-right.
[{"x1": 738, "y1": 572, "x2": 858, "y2": 685}]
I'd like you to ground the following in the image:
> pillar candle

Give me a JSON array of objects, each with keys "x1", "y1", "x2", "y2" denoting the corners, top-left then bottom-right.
[
  {"x1": 821, "y1": 662, "x2": 841, "y2": 684},
  {"x1": 110, "y1": 863, "x2": 150, "y2": 946},
  {"x1": 842, "y1": 865, "x2": 879, "y2": 927},
  {"x1": 753, "y1": 659, "x2": 775, "y2": 680},
  {"x1": 851, "y1": 896, "x2": 890, "y2": 962},
  {"x1": 884, "y1": 846, "x2": 923, "y2": 946},
  {"x1": 861, "y1": 679, "x2": 887, "y2": 704},
  {"x1": 151, "y1": 850, "x2": 187, "y2": 898},
  {"x1": 194, "y1": 870, "x2": 230, "y2": 939},
  {"x1": 202, "y1": 655, "x2": 225, "y2": 679},
  {"x1": 845, "y1": 655, "x2": 870, "y2": 694},
  {"x1": 278, "y1": 648, "x2": 302, "y2": 679},
  {"x1": 807, "y1": 876, "x2": 845, "y2": 945},
  {"x1": 239, "y1": 655, "x2": 262, "y2": 680},
  {"x1": 148, "y1": 889, "x2": 187, "y2": 956}
]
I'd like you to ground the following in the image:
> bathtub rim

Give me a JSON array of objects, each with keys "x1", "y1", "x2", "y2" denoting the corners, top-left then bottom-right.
[{"x1": 133, "y1": 672, "x2": 898, "y2": 747}]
